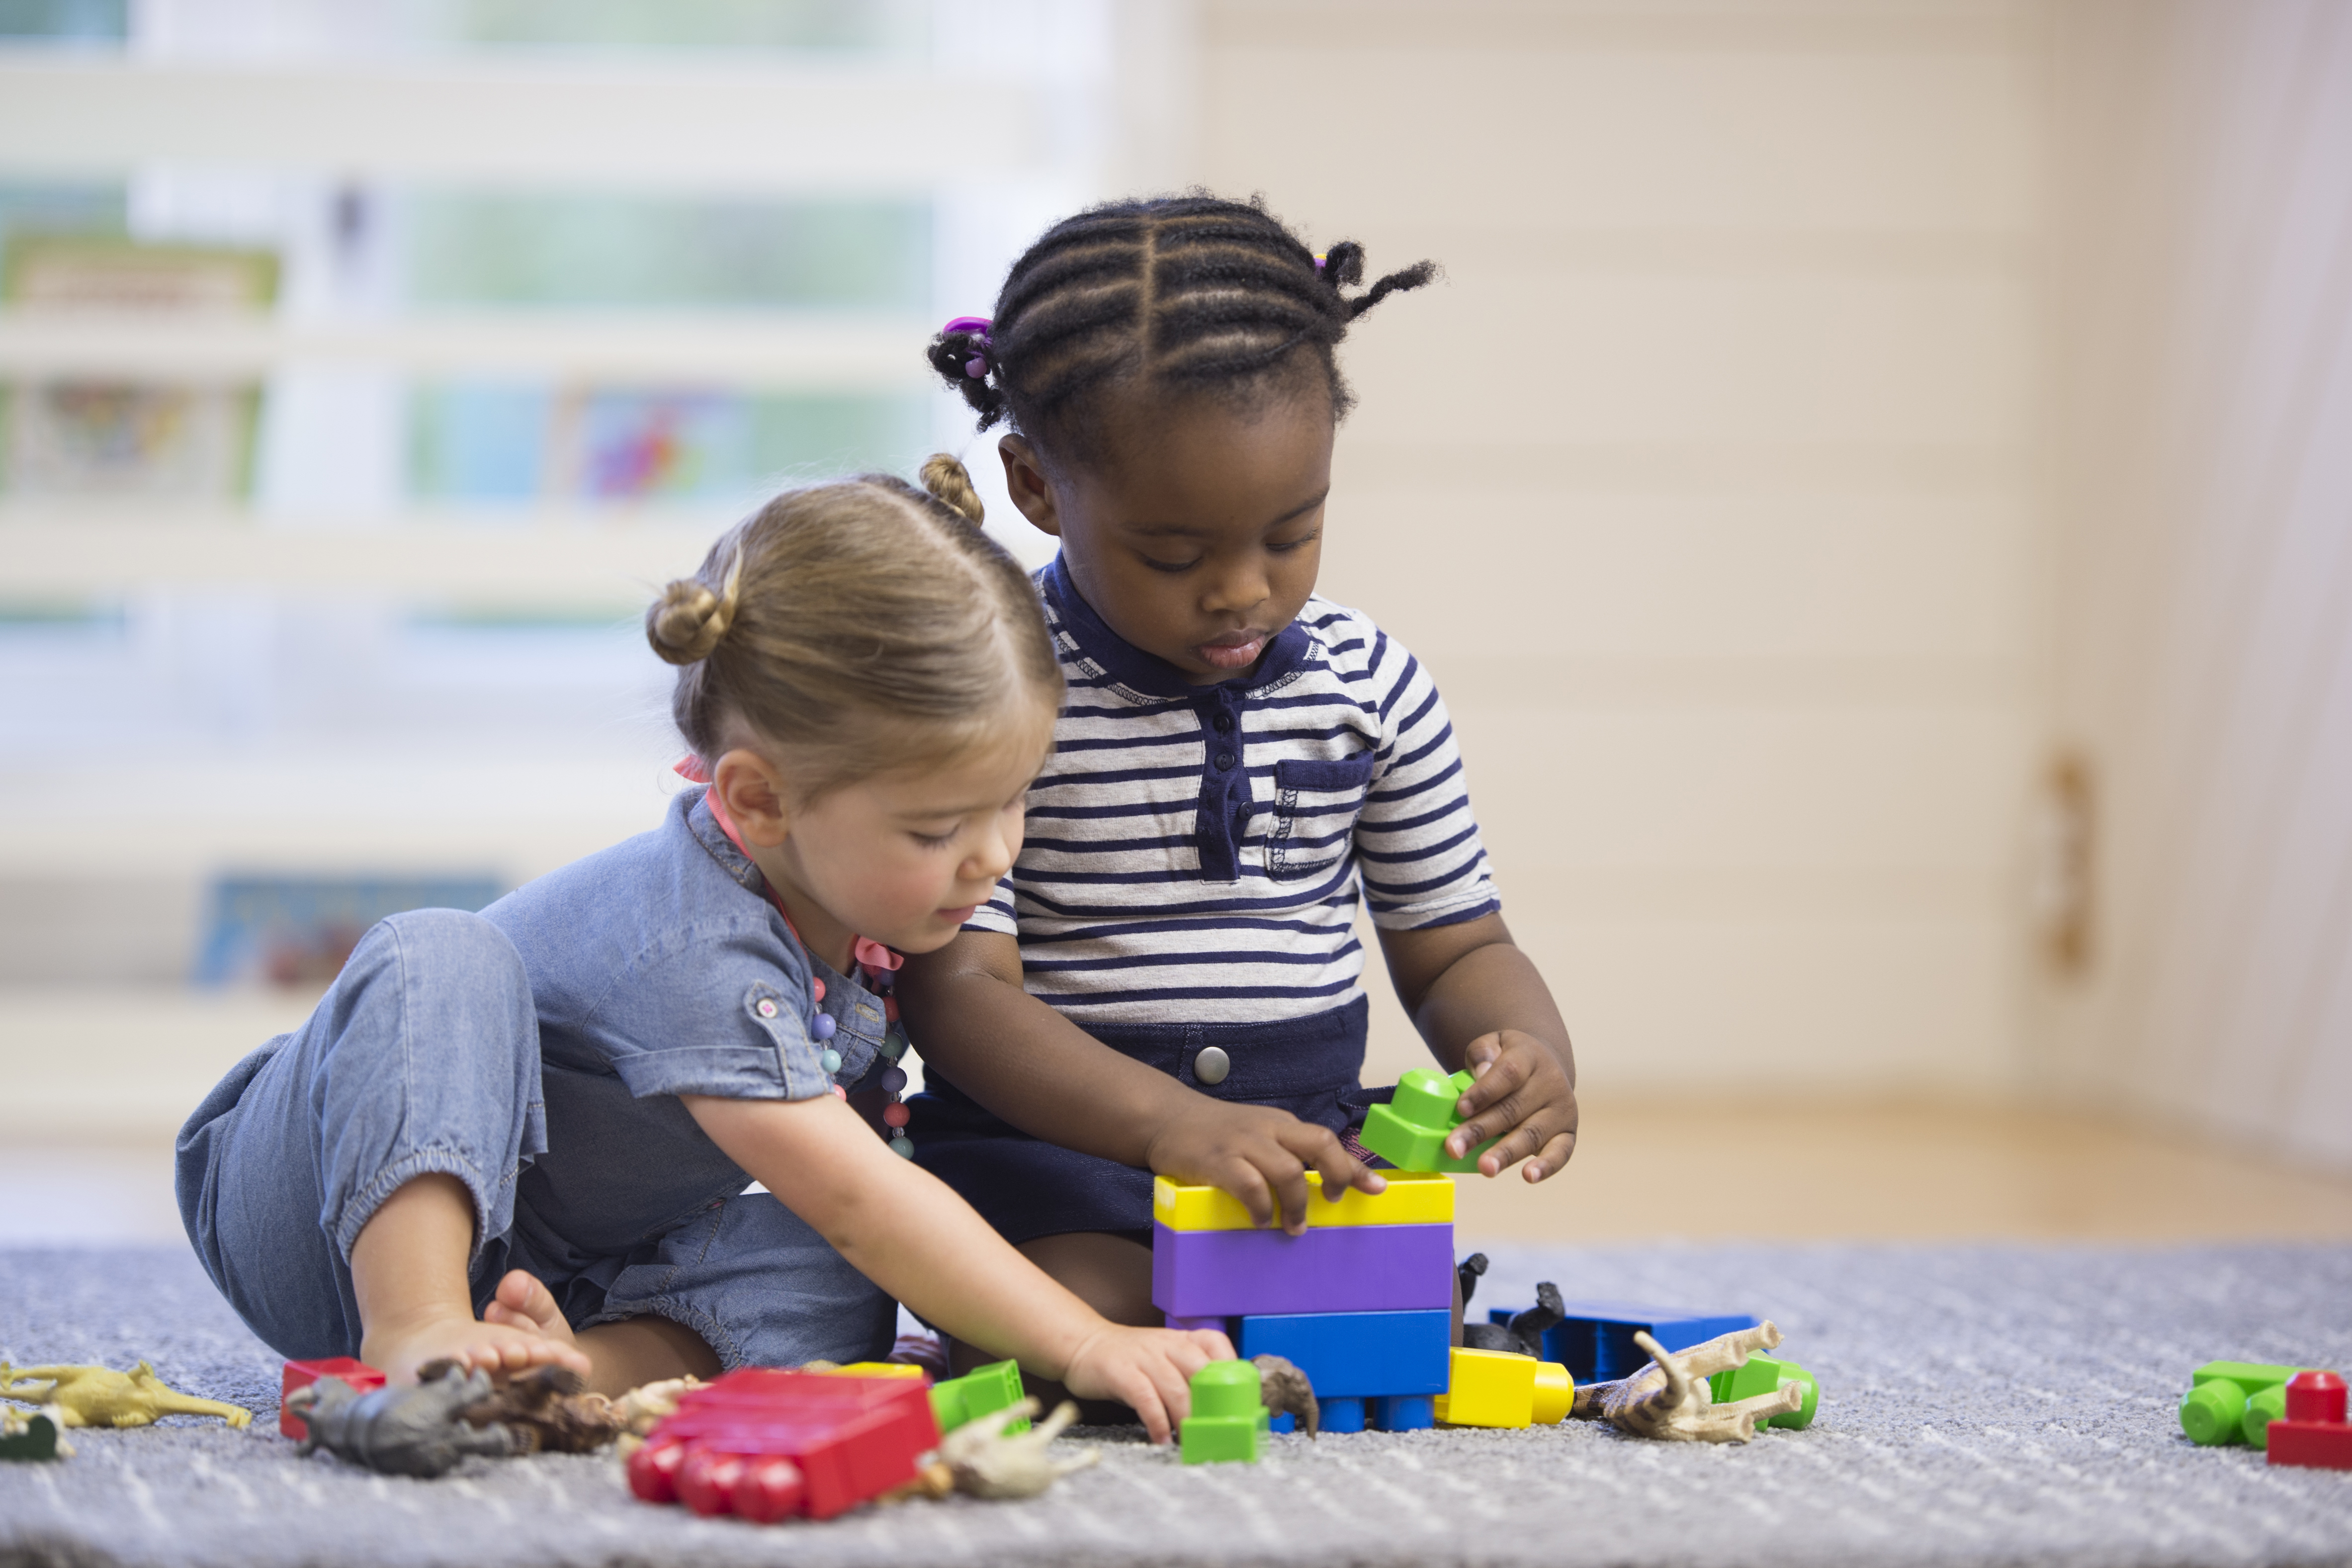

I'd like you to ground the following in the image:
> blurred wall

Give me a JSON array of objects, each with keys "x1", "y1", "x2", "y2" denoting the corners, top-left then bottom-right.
[
  {"x1": 2038, "y1": 0, "x2": 2352, "y2": 1168},
  {"x1": 1187, "y1": 0, "x2": 2046, "y2": 1096}
]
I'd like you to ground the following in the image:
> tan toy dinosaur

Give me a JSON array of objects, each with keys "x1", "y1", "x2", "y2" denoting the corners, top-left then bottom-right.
[
  {"x1": 1568, "y1": 1321, "x2": 1805, "y2": 1443},
  {"x1": 937, "y1": 1397, "x2": 1100, "y2": 1499},
  {"x1": 0, "y1": 1362, "x2": 252, "y2": 1430}
]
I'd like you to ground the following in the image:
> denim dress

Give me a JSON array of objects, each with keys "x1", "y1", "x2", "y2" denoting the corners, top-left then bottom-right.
[{"x1": 174, "y1": 789, "x2": 899, "y2": 1370}]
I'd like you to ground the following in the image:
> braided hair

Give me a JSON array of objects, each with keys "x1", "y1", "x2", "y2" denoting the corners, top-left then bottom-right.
[{"x1": 927, "y1": 193, "x2": 1435, "y2": 463}]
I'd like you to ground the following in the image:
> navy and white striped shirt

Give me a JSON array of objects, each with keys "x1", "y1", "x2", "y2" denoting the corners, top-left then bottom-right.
[{"x1": 967, "y1": 556, "x2": 1499, "y2": 1026}]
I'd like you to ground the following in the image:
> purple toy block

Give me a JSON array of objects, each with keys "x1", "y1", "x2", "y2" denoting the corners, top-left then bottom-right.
[{"x1": 1150, "y1": 1222, "x2": 1454, "y2": 1318}]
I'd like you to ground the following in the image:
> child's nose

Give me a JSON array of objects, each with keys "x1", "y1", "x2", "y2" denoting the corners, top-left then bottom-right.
[{"x1": 1202, "y1": 559, "x2": 1270, "y2": 614}]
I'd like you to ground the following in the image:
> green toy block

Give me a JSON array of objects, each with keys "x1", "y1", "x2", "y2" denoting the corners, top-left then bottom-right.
[
  {"x1": 1180, "y1": 1360, "x2": 1269, "y2": 1464},
  {"x1": 1707, "y1": 1352, "x2": 1818, "y2": 1431},
  {"x1": 1359, "y1": 1068, "x2": 1498, "y2": 1173},
  {"x1": 2181, "y1": 1361, "x2": 2304, "y2": 1447},
  {"x1": 929, "y1": 1358, "x2": 1030, "y2": 1435},
  {"x1": 0, "y1": 1411, "x2": 59, "y2": 1462}
]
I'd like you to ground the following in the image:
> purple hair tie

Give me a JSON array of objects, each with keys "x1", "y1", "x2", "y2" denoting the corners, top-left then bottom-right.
[{"x1": 943, "y1": 315, "x2": 992, "y2": 379}]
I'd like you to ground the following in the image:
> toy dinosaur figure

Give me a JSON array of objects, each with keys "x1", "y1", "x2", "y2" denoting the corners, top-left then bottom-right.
[
  {"x1": 1569, "y1": 1321, "x2": 1804, "y2": 1443},
  {"x1": 431, "y1": 1360, "x2": 624, "y2": 1455},
  {"x1": 0, "y1": 1362, "x2": 251, "y2": 1430},
  {"x1": 1252, "y1": 1353, "x2": 1320, "y2": 1438},
  {"x1": 1457, "y1": 1252, "x2": 1490, "y2": 1308},
  {"x1": 1, "y1": 1403, "x2": 72, "y2": 1460},
  {"x1": 1462, "y1": 1280, "x2": 1566, "y2": 1359},
  {"x1": 937, "y1": 1397, "x2": 1100, "y2": 1499},
  {"x1": 287, "y1": 1364, "x2": 518, "y2": 1477}
]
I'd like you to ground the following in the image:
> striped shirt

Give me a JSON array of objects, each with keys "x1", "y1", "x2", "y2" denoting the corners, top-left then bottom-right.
[{"x1": 967, "y1": 555, "x2": 1499, "y2": 1026}]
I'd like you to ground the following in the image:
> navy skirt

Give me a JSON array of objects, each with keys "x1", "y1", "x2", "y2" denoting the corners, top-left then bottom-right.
[{"x1": 908, "y1": 996, "x2": 1384, "y2": 1244}]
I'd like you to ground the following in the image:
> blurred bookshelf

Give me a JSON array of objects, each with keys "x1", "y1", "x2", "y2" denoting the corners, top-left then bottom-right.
[{"x1": 0, "y1": 0, "x2": 1128, "y2": 1016}]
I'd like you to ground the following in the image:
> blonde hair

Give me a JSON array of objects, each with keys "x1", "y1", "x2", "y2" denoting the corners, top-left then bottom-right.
[{"x1": 647, "y1": 454, "x2": 1061, "y2": 794}]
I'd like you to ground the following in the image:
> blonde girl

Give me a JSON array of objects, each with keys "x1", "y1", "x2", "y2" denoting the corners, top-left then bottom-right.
[{"x1": 175, "y1": 457, "x2": 1229, "y2": 1440}]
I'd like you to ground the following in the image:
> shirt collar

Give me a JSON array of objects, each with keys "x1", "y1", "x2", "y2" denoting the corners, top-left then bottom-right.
[{"x1": 1041, "y1": 552, "x2": 1312, "y2": 702}]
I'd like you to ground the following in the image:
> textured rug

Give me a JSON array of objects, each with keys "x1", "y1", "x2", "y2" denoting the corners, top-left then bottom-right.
[{"x1": 3, "y1": 1241, "x2": 2350, "y2": 1568}]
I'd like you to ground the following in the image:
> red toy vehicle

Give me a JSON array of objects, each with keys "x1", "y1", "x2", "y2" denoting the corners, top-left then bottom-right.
[{"x1": 626, "y1": 1368, "x2": 940, "y2": 1522}]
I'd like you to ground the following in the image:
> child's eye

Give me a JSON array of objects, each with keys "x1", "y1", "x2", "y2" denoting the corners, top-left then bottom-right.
[
  {"x1": 1141, "y1": 555, "x2": 1200, "y2": 574},
  {"x1": 1269, "y1": 529, "x2": 1321, "y2": 554},
  {"x1": 910, "y1": 826, "x2": 959, "y2": 848}
]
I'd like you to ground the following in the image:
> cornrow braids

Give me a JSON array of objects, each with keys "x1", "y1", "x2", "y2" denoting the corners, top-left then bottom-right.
[{"x1": 927, "y1": 192, "x2": 1436, "y2": 463}]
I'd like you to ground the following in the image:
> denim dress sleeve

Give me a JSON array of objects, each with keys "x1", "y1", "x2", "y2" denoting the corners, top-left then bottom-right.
[{"x1": 588, "y1": 927, "x2": 836, "y2": 1103}]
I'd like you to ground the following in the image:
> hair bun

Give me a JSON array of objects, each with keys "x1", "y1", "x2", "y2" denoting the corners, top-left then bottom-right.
[
  {"x1": 919, "y1": 453, "x2": 985, "y2": 526},
  {"x1": 646, "y1": 555, "x2": 741, "y2": 665}
]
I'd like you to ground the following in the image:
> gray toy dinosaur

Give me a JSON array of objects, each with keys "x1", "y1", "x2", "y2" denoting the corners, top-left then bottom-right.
[{"x1": 285, "y1": 1364, "x2": 518, "y2": 1478}]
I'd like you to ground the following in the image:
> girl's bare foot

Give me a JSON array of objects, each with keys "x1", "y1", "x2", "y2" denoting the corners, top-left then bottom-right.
[{"x1": 361, "y1": 1270, "x2": 591, "y2": 1385}]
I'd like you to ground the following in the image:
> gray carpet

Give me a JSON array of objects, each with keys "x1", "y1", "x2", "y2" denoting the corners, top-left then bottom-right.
[{"x1": 3, "y1": 1242, "x2": 2350, "y2": 1568}]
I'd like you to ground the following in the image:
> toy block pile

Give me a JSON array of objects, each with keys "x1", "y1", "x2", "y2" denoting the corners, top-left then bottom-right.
[
  {"x1": 1156, "y1": 1168, "x2": 1460, "y2": 1439},
  {"x1": 2181, "y1": 1360, "x2": 2352, "y2": 1469}
]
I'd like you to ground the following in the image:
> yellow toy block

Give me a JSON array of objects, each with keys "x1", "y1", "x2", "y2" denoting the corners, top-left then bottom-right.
[
  {"x1": 1151, "y1": 1169, "x2": 1456, "y2": 1231},
  {"x1": 818, "y1": 1362, "x2": 927, "y2": 1380},
  {"x1": 1432, "y1": 1347, "x2": 1573, "y2": 1428}
]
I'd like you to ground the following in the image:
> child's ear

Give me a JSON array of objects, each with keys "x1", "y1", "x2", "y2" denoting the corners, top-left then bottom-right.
[
  {"x1": 710, "y1": 748, "x2": 792, "y2": 847},
  {"x1": 999, "y1": 434, "x2": 1062, "y2": 538}
]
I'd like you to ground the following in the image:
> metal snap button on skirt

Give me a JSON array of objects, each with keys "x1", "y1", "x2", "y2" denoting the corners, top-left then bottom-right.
[{"x1": 1193, "y1": 1045, "x2": 1231, "y2": 1086}]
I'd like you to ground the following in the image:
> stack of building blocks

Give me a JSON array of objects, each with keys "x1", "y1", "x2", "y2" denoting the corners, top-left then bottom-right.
[
  {"x1": 2179, "y1": 1360, "x2": 2308, "y2": 1450},
  {"x1": 626, "y1": 1368, "x2": 939, "y2": 1521},
  {"x1": 1179, "y1": 1360, "x2": 1270, "y2": 1464},
  {"x1": 279, "y1": 1357, "x2": 385, "y2": 1441},
  {"x1": 2266, "y1": 1370, "x2": 2352, "y2": 1472},
  {"x1": 1359, "y1": 1068, "x2": 1497, "y2": 1173},
  {"x1": 1155, "y1": 1170, "x2": 1455, "y2": 1433},
  {"x1": 1488, "y1": 1302, "x2": 1763, "y2": 1384},
  {"x1": 1708, "y1": 1353, "x2": 1818, "y2": 1430}
]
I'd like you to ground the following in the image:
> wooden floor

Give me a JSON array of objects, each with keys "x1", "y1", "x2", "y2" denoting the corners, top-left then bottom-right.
[
  {"x1": 7, "y1": 1100, "x2": 2352, "y2": 1248},
  {"x1": 1454, "y1": 1098, "x2": 2352, "y2": 1243}
]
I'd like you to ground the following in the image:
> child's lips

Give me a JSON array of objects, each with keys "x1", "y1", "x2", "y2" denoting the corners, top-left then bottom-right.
[
  {"x1": 1196, "y1": 631, "x2": 1267, "y2": 670},
  {"x1": 939, "y1": 903, "x2": 980, "y2": 925}
]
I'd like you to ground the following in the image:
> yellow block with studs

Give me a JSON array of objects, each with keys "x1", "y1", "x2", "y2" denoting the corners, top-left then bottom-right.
[
  {"x1": 818, "y1": 1362, "x2": 927, "y2": 1380},
  {"x1": 1150, "y1": 1169, "x2": 1455, "y2": 1231},
  {"x1": 1432, "y1": 1347, "x2": 1573, "y2": 1429}
]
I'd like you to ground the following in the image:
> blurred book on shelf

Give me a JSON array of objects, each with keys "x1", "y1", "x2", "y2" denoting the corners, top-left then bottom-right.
[
  {"x1": 195, "y1": 874, "x2": 503, "y2": 989},
  {"x1": 1, "y1": 235, "x2": 277, "y2": 500}
]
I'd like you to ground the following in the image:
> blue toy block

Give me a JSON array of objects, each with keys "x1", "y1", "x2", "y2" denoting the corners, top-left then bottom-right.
[
  {"x1": 1491, "y1": 1301, "x2": 1761, "y2": 1383},
  {"x1": 1237, "y1": 1310, "x2": 1452, "y2": 1398},
  {"x1": 1268, "y1": 1410, "x2": 1294, "y2": 1434},
  {"x1": 1152, "y1": 1223, "x2": 1454, "y2": 1318},
  {"x1": 1320, "y1": 1397, "x2": 1367, "y2": 1433},
  {"x1": 1373, "y1": 1394, "x2": 1434, "y2": 1432}
]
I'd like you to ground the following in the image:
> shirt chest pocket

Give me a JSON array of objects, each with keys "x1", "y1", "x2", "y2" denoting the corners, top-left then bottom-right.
[{"x1": 1266, "y1": 752, "x2": 1377, "y2": 882}]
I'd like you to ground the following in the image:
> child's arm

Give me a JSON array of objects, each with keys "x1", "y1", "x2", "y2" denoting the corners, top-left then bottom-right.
[
  {"x1": 1377, "y1": 911, "x2": 1577, "y2": 1183},
  {"x1": 682, "y1": 1089, "x2": 1229, "y2": 1443},
  {"x1": 898, "y1": 932, "x2": 1385, "y2": 1234}
]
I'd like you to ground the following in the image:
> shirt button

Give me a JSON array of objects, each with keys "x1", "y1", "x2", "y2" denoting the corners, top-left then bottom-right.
[
  {"x1": 1193, "y1": 1045, "x2": 1230, "y2": 1086},
  {"x1": 1215, "y1": 750, "x2": 1235, "y2": 770},
  {"x1": 756, "y1": 998, "x2": 778, "y2": 1019},
  {"x1": 1213, "y1": 713, "x2": 1233, "y2": 733}
]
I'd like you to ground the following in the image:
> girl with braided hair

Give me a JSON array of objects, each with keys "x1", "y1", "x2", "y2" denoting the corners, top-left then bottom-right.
[
  {"x1": 175, "y1": 457, "x2": 1232, "y2": 1443},
  {"x1": 900, "y1": 194, "x2": 1578, "y2": 1402}
]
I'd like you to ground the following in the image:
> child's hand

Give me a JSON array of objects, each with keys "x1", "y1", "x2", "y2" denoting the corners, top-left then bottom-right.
[
  {"x1": 1447, "y1": 1029, "x2": 1578, "y2": 1181},
  {"x1": 1058, "y1": 1324, "x2": 1234, "y2": 1444},
  {"x1": 1145, "y1": 1100, "x2": 1385, "y2": 1235}
]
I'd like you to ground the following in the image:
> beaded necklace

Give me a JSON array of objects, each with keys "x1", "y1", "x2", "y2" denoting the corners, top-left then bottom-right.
[{"x1": 678, "y1": 761, "x2": 916, "y2": 1159}]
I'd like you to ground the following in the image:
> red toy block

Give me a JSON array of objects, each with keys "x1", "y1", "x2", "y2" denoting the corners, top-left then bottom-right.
[
  {"x1": 634, "y1": 1369, "x2": 940, "y2": 1522},
  {"x1": 2268, "y1": 1370, "x2": 2352, "y2": 1472},
  {"x1": 279, "y1": 1357, "x2": 384, "y2": 1441}
]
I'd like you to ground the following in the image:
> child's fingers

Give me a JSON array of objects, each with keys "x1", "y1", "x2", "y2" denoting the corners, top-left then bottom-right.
[
  {"x1": 1255, "y1": 1150, "x2": 1316, "y2": 1237},
  {"x1": 1293, "y1": 1126, "x2": 1381, "y2": 1201},
  {"x1": 1451, "y1": 1036, "x2": 1531, "y2": 1120},
  {"x1": 1214, "y1": 1157, "x2": 1281, "y2": 1228},
  {"x1": 1519, "y1": 1129, "x2": 1578, "y2": 1183},
  {"x1": 1180, "y1": 1327, "x2": 1236, "y2": 1366},
  {"x1": 1475, "y1": 1106, "x2": 1567, "y2": 1177}
]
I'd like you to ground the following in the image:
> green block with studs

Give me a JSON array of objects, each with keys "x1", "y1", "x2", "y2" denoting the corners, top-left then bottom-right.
[
  {"x1": 2180, "y1": 1360, "x2": 2305, "y2": 1447},
  {"x1": 930, "y1": 1359, "x2": 1030, "y2": 1435},
  {"x1": 1180, "y1": 1360, "x2": 1269, "y2": 1464},
  {"x1": 1707, "y1": 1352, "x2": 1819, "y2": 1430},
  {"x1": 1359, "y1": 1068, "x2": 1497, "y2": 1173}
]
